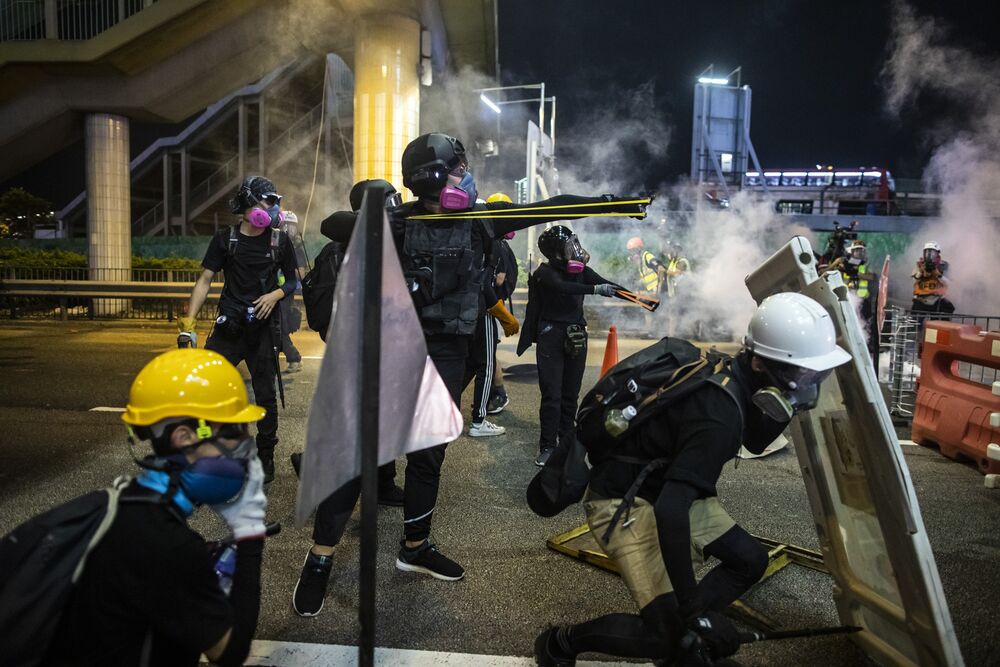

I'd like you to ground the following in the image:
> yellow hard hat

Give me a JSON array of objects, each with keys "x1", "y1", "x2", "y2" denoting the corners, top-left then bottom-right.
[
  {"x1": 122, "y1": 349, "x2": 265, "y2": 427},
  {"x1": 487, "y1": 192, "x2": 513, "y2": 204}
]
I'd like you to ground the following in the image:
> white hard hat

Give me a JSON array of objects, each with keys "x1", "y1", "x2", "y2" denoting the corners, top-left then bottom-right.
[
  {"x1": 923, "y1": 241, "x2": 940, "y2": 252},
  {"x1": 745, "y1": 293, "x2": 852, "y2": 372},
  {"x1": 283, "y1": 210, "x2": 299, "y2": 224}
]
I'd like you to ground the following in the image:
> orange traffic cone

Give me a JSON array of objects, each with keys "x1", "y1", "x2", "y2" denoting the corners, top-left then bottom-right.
[{"x1": 600, "y1": 325, "x2": 619, "y2": 377}]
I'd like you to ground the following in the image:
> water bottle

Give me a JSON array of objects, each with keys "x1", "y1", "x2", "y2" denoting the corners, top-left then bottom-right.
[
  {"x1": 246, "y1": 305, "x2": 256, "y2": 324},
  {"x1": 604, "y1": 405, "x2": 638, "y2": 437},
  {"x1": 213, "y1": 544, "x2": 237, "y2": 596}
]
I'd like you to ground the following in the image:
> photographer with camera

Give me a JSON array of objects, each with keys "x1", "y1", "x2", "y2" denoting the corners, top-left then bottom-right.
[{"x1": 178, "y1": 176, "x2": 298, "y2": 484}]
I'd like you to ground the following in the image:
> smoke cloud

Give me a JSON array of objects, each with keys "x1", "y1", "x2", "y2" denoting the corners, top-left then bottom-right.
[{"x1": 882, "y1": 2, "x2": 1000, "y2": 313}]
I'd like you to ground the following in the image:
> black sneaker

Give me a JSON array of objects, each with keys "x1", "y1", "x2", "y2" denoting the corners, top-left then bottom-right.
[
  {"x1": 290, "y1": 452, "x2": 302, "y2": 478},
  {"x1": 534, "y1": 627, "x2": 576, "y2": 667},
  {"x1": 259, "y1": 450, "x2": 275, "y2": 484},
  {"x1": 377, "y1": 483, "x2": 405, "y2": 507},
  {"x1": 486, "y1": 389, "x2": 510, "y2": 415},
  {"x1": 395, "y1": 540, "x2": 465, "y2": 581},
  {"x1": 292, "y1": 550, "x2": 333, "y2": 617},
  {"x1": 535, "y1": 447, "x2": 554, "y2": 467}
]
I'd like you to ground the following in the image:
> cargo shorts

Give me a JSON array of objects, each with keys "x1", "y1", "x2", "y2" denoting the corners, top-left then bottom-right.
[{"x1": 584, "y1": 491, "x2": 736, "y2": 609}]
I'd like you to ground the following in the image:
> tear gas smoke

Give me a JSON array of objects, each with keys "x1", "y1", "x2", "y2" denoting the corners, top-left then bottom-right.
[{"x1": 882, "y1": 2, "x2": 1000, "y2": 313}]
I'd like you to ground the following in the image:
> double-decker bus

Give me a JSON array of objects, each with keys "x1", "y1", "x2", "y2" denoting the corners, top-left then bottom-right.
[{"x1": 742, "y1": 167, "x2": 896, "y2": 215}]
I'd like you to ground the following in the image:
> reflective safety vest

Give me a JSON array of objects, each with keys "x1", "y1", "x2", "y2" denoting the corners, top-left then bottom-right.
[
  {"x1": 842, "y1": 263, "x2": 869, "y2": 298},
  {"x1": 639, "y1": 251, "x2": 659, "y2": 292},
  {"x1": 663, "y1": 257, "x2": 690, "y2": 298}
]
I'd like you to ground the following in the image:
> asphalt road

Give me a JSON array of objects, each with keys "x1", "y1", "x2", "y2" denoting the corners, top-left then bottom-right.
[{"x1": 1, "y1": 321, "x2": 997, "y2": 666}]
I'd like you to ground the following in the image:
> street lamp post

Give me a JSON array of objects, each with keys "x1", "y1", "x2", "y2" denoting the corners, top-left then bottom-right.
[{"x1": 476, "y1": 84, "x2": 558, "y2": 270}]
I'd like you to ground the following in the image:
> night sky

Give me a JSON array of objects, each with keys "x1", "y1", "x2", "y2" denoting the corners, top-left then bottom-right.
[{"x1": 497, "y1": 0, "x2": 998, "y2": 187}]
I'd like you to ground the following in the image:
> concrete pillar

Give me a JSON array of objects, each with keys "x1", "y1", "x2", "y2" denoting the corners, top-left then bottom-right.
[
  {"x1": 353, "y1": 14, "x2": 420, "y2": 195},
  {"x1": 85, "y1": 113, "x2": 131, "y2": 311}
]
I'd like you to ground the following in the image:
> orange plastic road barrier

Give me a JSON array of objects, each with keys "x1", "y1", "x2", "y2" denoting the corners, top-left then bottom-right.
[
  {"x1": 911, "y1": 321, "x2": 1000, "y2": 474},
  {"x1": 600, "y1": 325, "x2": 619, "y2": 378}
]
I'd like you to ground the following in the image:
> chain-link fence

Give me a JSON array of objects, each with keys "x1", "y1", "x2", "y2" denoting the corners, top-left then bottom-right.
[{"x1": 882, "y1": 306, "x2": 1000, "y2": 420}]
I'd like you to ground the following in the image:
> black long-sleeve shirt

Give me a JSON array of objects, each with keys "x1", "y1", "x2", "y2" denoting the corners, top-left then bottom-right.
[{"x1": 532, "y1": 263, "x2": 613, "y2": 325}]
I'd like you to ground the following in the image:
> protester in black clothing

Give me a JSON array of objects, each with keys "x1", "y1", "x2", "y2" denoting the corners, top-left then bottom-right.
[
  {"x1": 179, "y1": 176, "x2": 298, "y2": 483},
  {"x1": 534, "y1": 293, "x2": 852, "y2": 667},
  {"x1": 516, "y1": 225, "x2": 621, "y2": 467},
  {"x1": 43, "y1": 349, "x2": 269, "y2": 667},
  {"x1": 291, "y1": 179, "x2": 407, "y2": 618},
  {"x1": 317, "y1": 133, "x2": 647, "y2": 583}
]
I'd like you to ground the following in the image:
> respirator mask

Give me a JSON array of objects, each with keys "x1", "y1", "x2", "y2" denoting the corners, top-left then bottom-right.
[
  {"x1": 247, "y1": 192, "x2": 284, "y2": 229},
  {"x1": 439, "y1": 170, "x2": 478, "y2": 211},
  {"x1": 751, "y1": 358, "x2": 833, "y2": 423},
  {"x1": 131, "y1": 420, "x2": 254, "y2": 509},
  {"x1": 562, "y1": 235, "x2": 591, "y2": 273},
  {"x1": 504, "y1": 231, "x2": 516, "y2": 240}
]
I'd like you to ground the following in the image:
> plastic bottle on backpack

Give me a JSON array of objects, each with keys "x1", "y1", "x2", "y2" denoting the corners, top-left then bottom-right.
[
  {"x1": 246, "y1": 306, "x2": 256, "y2": 324},
  {"x1": 213, "y1": 544, "x2": 237, "y2": 595},
  {"x1": 604, "y1": 405, "x2": 637, "y2": 437}
]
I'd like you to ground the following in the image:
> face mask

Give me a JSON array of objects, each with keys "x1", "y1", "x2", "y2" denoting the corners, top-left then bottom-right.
[
  {"x1": 439, "y1": 171, "x2": 477, "y2": 211},
  {"x1": 564, "y1": 235, "x2": 590, "y2": 273},
  {"x1": 848, "y1": 256, "x2": 862, "y2": 266},
  {"x1": 504, "y1": 231, "x2": 516, "y2": 240},
  {"x1": 178, "y1": 455, "x2": 249, "y2": 505},
  {"x1": 248, "y1": 205, "x2": 283, "y2": 229},
  {"x1": 751, "y1": 360, "x2": 832, "y2": 422}
]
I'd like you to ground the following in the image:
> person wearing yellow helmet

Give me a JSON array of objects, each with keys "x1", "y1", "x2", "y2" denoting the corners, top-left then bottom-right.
[{"x1": 35, "y1": 349, "x2": 270, "y2": 666}]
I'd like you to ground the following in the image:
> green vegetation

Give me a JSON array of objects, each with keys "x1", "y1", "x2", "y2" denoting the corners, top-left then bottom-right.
[{"x1": 0, "y1": 247, "x2": 201, "y2": 270}]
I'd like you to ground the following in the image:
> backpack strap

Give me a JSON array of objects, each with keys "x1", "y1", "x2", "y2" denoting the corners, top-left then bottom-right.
[
  {"x1": 71, "y1": 479, "x2": 129, "y2": 584},
  {"x1": 227, "y1": 225, "x2": 239, "y2": 261},
  {"x1": 602, "y1": 457, "x2": 671, "y2": 543}
]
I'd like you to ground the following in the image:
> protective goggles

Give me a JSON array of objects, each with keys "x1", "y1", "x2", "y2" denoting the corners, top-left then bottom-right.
[{"x1": 761, "y1": 358, "x2": 833, "y2": 391}]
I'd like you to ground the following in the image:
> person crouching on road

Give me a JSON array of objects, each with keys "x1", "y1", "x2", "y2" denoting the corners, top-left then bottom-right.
[
  {"x1": 178, "y1": 176, "x2": 299, "y2": 484},
  {"x1": 517, "y1": 225, "x2": 622, "y2": 467},
  {"x1": 533, "y1": 293, "x2": 852, "y2": 667},
  {"x1": 43, "y1": 349, "x2": 269, "y2": 666}
]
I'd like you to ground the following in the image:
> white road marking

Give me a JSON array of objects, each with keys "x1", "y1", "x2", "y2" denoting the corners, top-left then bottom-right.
[
  {"x1": 89, "y1": 406, "x2": 126, "y2": 412},
  {"x1": 301, "y1": 355, "x2": 324, "y2": 360},
  {"x1": 244, "y1": 640, "x2": 630, "y2": 666},
  {"x1": 899, "y1": 439, "x2": 918, "y2": 446}
]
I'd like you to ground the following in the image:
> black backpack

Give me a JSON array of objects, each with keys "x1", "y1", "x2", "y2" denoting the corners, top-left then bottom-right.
[
  {"x1": 527, "y1": 338, "x2": 741, "y2": 525},
  {"x1": 493, "y1": 240, "x2": 519, "y2": 301},
  {"x1": 301, "y1": 240, "x2": 345, "y2": 341},
  {"x1": 0, "y1": 478, "x2": 133, "y2": 667}
]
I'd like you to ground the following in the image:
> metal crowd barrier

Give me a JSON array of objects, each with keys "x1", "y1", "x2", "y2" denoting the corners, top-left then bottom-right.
[{"x1": 882, "y1": 305, "x2": 1000, "y2": 421}]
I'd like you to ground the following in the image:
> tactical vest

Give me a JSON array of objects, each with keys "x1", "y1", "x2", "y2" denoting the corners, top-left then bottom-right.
[
  {"x1": 402, "y1": 217, "x2": 483, "y2": 335},
  {"x1": 639, "y1": 251, "x2": 659, "y2": 292}
]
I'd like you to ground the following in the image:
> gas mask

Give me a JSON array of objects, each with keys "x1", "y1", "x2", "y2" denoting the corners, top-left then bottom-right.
[
  {"x1": 562, "y1": 235, "x2": 591, "y2": 273},
  {"x1": 751, "y1": 358, "x2": 833, "y2": 423},
  {"x1": 923, "y1": 248, "x2": 940, "y2": 265},
  {"x1": 847, "y1": 247, "x2": 865, "y2": 266},
  {"x1": 132, "y1": 422, "x2": 254, "y2": 511},
  {"x1": 439, "y1": 171, "x2": 478, "y2": 211},
  {"x1": 248, "y1": 204, "x2": 284, "y2": 229}
]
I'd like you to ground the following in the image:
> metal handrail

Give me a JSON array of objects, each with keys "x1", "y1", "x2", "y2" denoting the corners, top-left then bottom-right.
[{"x1": 0, "y1": 0, "x2": 157, "y2": 42}]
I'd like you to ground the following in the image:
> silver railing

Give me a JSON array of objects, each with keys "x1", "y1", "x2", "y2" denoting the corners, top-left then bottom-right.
[
  {"x1": 883, "y1": 306, "x2": 1000, "y2": 420},
  {"x1": 0, "y1": 0, "x2": 157, "y2": 42}
]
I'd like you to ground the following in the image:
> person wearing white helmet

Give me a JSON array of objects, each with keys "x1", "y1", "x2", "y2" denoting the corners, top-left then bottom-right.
[
  {"x1": 911, "y1": 241, "x2": 954, "y2": 314},
  {"x1": 534, "y1": 292, "x2": 851, "y2": 667}
]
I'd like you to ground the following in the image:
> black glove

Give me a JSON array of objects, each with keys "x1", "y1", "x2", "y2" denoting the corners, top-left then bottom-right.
[{"x1": 680, "y1": 612, "x2": 740, "y2": 664}]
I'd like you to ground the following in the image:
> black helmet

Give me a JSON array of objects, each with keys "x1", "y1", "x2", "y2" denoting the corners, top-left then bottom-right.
[
  {"x1": 349, "y1": 179, "x2": 400, "y2": 212},
  {"x1": 538, "y1": 225, "x2": 575, "y2": 262},
  {"x1": 401, "y1": 133, "x2": 467, "y2": 197},
  {"x1": 230, "y1": 176, "x2": 281, "y2": 214}
]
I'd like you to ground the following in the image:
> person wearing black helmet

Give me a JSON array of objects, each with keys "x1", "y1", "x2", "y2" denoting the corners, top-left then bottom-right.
[
  {"x1": 316, "y1": 133, "x2": 648, "y2": 582},
  {"x1": 178, "y1": 175, "x2": 298, "y2": 484},
  {"x1": 517, "y1": 226, "x2": 621, "y2": 467}
]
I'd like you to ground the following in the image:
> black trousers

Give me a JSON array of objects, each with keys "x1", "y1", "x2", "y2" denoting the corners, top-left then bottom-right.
[
  {"x1": 563, "y1": 525, "x2": 768, "y2": 660},
  {"x1": 462, "y1": 314, "x2": 499, "y2": 423},
  {"x1": 312, "y1": 462, "x2": 398, "y2": 546},
  {"x1": 205, "y1": 319, "x2": 278, "y2": 457},
  {"x1": 536, "y1": 322, "x2": 587, "y2": 451},
  {"x1": 403, "y1": 333, "x2": 468, "y2": 542}
]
